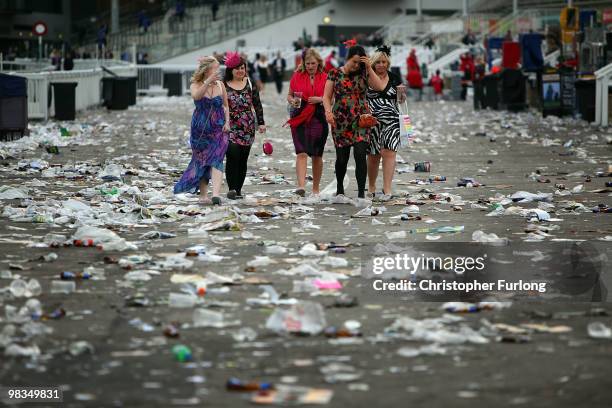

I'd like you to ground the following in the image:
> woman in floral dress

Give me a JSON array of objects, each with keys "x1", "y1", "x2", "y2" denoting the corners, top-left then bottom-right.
[
  {"x1": 322, "y1": 42, "x2": 385, "y2": 199},
  {"x1": 223, "y1": 51, "x2": 266, "y2": 199}
]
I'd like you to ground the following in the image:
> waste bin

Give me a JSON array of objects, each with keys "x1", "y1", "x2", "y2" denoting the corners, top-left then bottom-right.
[
  {"x1": 482, "y1": 74, "x2": 501, "y2": 110},
  {"x1": 51, "y1": 82, "x2": 78, "y2": 120},
  {"x1": 102, "y1": 77, "x2": 131, "y2": 110},
  {"x1": 127, "y1": 76, "x2": 137, "y2": 105},
  {"x1": 164, "y1": 72, "x2": 183, "y2": 96},
  {"x1": 102, "y1": 77, "x2": 114, "y2": 107},
  {"x1": 0, "y1": 73, "x2": 28, "y2": 141},
  {"x1": 575, "y1": 79, "x2": 596, "y2": 122},
  {"x1": 501, "y1": 69, "x2": 526, "y2": 112}
]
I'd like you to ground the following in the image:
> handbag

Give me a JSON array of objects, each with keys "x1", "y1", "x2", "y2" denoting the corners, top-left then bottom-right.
[
  {"x1": 398, "y1": 100, "x2": 414, "y2": 147},
  {"x1": 358, "y1": 101, "x2": 378, "y2": 128}
]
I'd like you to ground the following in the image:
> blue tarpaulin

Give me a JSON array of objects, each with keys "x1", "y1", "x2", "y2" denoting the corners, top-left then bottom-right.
[{"x1": 520, "y1": 33, "x2": 544, "y2": 71}]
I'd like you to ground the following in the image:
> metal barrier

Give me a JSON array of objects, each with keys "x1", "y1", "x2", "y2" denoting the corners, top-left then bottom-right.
[
  {"x1": 136, "y1": 64, "x2": 194, "y2": 93},
  {"x1": 595, "y1": 62, "x2": 612, "y2": 127}
]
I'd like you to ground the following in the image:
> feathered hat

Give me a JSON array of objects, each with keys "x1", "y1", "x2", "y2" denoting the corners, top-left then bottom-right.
[
  {"x1": 376, "y1": 45, "x2": 391, "y2": 56},
  {"x1": 224, "y1": 51, "x2": 242, "y2": 69}
]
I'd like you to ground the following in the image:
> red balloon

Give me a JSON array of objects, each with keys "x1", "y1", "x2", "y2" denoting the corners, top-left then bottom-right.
[{"x1": 263, "y1": 141, "x2": 273, "y2": 155}]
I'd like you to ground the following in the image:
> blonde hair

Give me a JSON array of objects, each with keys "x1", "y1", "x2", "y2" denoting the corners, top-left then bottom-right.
[
  {"x1": 191, "y1": 56, "x2": 218, "y2": 84},
  {"x1": 370, "y1": 51, "x2": 390, "y2": 69},
  {"x1": 298, "y1": 48, "x2": 324, "y2": 73}
]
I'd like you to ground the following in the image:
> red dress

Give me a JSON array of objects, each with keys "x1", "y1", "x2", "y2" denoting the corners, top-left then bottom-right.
[{"x1": 327, "y1": 68, "x2": 370, "y2": 148}]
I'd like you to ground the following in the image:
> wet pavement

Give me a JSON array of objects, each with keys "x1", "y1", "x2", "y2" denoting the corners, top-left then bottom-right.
[{"x1": 1, "y1": 86, "x2": 611, "y2": 407}]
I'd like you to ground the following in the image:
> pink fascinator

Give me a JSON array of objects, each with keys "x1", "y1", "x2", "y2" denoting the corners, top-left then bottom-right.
[{"x1": 224, "y1": 51, "x2": 242, "y2": 69}]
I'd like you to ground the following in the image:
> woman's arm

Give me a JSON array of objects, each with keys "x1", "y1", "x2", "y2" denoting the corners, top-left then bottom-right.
[
  {"x1": 221, "y1": 82, "x2": 230, "y2": 132},
  {"x1": 323, "y1": 80, "x2": 335, "y2": 127},
  {"x1": 361, "y1": 56, "x2": 385, "y2": 91},
  {"x1": 190, "y1": 81, "x2": 210, "y2": 100},
  {"x1": 251, "y1": 84, "x2": 265, "y2": 125}
]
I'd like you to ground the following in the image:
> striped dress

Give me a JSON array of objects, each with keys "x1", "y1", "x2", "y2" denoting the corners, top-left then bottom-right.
[{"x1": 367, "y1": 71, "x2": 402, "y2": 154}]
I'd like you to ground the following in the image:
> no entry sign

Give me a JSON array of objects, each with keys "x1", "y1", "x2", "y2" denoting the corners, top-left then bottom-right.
[{"x1": 32, "y1": 21, "x2": 48, "y2": 36}]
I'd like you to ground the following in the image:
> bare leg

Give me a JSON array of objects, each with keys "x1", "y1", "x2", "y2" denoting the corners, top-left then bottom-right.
[
  {"x1": 211, "y1": 167, "x2": 223, "y2": 198},
  {"x1": 296, "y1": 153, "x2": 308, "y2": 189},
  {"x1": 367, "y1": 154, "x2": 381, "y2": 194},
  {"x1": 199, "y1": 178, "x2": 210, "y2": 203},
  {"x1": 381, "y1": 149, "x2": 397, "y2": 195},
  {"x1": 312, "y1": 156, "x2": 323, "y2": 194}
]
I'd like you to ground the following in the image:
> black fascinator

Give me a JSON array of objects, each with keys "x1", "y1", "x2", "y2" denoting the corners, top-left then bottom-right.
[{"x1": 376, "y1": 45, "x2": 391, "y2": 56}]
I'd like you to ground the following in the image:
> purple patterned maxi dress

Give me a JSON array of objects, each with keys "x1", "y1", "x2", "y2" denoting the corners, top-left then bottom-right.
[{"x1": 174, "y1": 95, "x2": 228, "y2": 194}]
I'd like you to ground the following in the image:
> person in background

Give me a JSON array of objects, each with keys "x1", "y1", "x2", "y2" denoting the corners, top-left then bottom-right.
[
  {"x1": 137, "y1": 10, "x2": 151, "y2": 34},
  {"x1": 323, "y1": 40, "x2": 386, "y2": 199},
  {"x1": 459, "y1": 53, "x2": 474, "y2": 101},
  {"x1": 97, "y1": 25, "x2": 107, "y2": 53},
  {"x1": 473, "y1": 56, "x2": 486, "y2": 110},
  {"x1": 324, "y1": 50, "x2": 338, "y2": 73},
  {"x1": 174, "y1": 56, "x2": 230, "y2": 205},
  {"x1": 175, "y1": 1, "x2": 186, "y2": 22},
  {"x1": 121, "y1": 50, "x2": 130, "y2": 62},
  {"x1": 223, "y1": 51, "x2": 266, "y2": 200},
  {"x1": 366, "y1": 46, "x2": 405, "y2": 200},
  {"x1": 406, "y1": 48, "x2": 419, "y2": 71},
  {"x1": 337, "y1": 34, "x2": 347, "y2": 65},
  {"x1": 251, "y1": 53, "x2": 263, "y2": 92},
  {"x1": 212, "y1": 0, "x2": 220, "y2": 21},
  {"x1": 63, "y1": 50, "x2": 74, "y2": 71},
  {"x1": 462, "y1": 29, "x2": 476, "y2": 46},
  {"x1": 256, "y1": 54, "x2": 269, "y2": 92},
  {"x1": 271, "y1": 51, "x2": 287, "y2": 95},
  {"x1": 406, "y1": 64, "x2": 423, "y2": 102},
  {"x1": 50, "y1": 49, "x2": 61, "y2": 70},
  {"x1": 286, "y1": 48, "x2": 329, "y2": 197},
  {"x1": 429, "y1": 69, "x2": 443, "y2": 101}
]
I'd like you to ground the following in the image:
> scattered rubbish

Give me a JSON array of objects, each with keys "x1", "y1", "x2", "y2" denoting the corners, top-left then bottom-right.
[
  {"x1": 266, "y1": 302, "x2": 327, "y2": 335},
  {"x1": 587, "y1": 322, "x2": 612, "y2": 339}
]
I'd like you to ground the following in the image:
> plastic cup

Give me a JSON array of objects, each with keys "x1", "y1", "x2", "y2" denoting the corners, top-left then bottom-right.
[
  {"x1": 293, "y1": 92, "x2": 303, "y2": 108},
  {"x1": 50, "y1": 280, "x2": 76, "y2": 294},
  {"x1": 168, "y1": 293, "x2": 197, "y2": 308}
]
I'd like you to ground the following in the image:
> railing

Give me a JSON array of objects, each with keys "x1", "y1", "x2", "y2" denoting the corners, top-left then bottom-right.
[
  {"x1": 0, "y1": 58, "x2": 132, "y2": 73},
  {"x1": 80, "y1": 0, "x2": 329, "y2": 64},
  {"x1": 136, "y1": 64, "x2": 195, "y2": 93},
  {"x1": 427, "y1": 46, "x2": 471, "y2": 74},
  {"x1": 594, "y1": 63, "x2": 612, "y2": 127}
]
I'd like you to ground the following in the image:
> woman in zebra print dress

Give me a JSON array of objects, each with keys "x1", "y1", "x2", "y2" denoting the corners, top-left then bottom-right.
[{"x1": 366, "y1": 47, "x2": 405, "y2": 200}]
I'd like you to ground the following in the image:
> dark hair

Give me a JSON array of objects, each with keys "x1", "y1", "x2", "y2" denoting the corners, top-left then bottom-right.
[
  {"x1": 346, "y1": 45, "x2": 367, "y2": 76},
  {"x1": 223, "y1": 58, "x2": 247, "y2": 82},
  {"x1": 346, "y1": 45, "x2": 366, "y2": 60}
]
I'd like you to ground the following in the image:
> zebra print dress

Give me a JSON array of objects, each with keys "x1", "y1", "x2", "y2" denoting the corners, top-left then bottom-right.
[{"x1": 367, "y1": 71, "x2": 402, "y2": 154}]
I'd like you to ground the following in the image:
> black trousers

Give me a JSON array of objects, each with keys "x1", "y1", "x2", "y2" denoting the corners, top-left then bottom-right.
[
  {"x1": 335, "y1": 141, "x2": 368, "y2": 198},
  {"x1": 274, "y1": 74, "x2": 283, "y2": 94},
  {"x1": 225, "y1": 142, "x2": 251, "y2": 195},
  {"x1": 473, "y1": 81, "x2": 483, "y2": 110}
]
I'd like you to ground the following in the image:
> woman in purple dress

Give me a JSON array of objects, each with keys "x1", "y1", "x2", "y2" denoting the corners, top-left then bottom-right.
[{"x1": 174, "y1": 56, "x2": 230, "y2": 205}]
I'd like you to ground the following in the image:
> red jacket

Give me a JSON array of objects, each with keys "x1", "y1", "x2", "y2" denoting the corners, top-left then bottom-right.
[
  {"x1": 407, "y1": 68, "x2": 423, "y2": 89},
  {"x1": 430, "y1": 75, "x2": 443, "y2": 94},
  {"x1": 407, "y1": 52, "x2": 419, "y2": 71}
]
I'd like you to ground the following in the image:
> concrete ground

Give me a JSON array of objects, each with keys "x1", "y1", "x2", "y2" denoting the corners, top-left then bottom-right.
[{"x1": 0, "y1": 84, "x2": 611, "y2": 408}]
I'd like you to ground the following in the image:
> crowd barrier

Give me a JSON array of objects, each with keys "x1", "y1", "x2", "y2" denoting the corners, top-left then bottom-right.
[{"x1": 594, "y1": 63, "x2": 612, "y2": 127}]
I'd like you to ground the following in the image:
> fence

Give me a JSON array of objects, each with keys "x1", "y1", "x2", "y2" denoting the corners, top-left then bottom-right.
[{"x1": 595, "y1": 63, "x2": 612, "y2": 127}]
